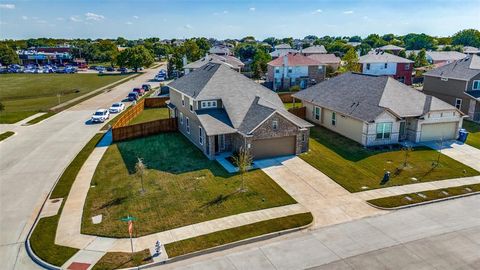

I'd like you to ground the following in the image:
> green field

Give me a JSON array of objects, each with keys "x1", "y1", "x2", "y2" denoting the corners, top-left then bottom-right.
[
  {"x1": 0, "y1": 73, "x2": 130, "y2": 123},
  {"x1": 82, "y1": 132, "x2": 295, "y2": 238}
]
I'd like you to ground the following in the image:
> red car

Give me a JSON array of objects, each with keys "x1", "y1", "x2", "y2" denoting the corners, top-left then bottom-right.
[{"x1": 132, "y1": 87, "x2": 145, "y2": 96}]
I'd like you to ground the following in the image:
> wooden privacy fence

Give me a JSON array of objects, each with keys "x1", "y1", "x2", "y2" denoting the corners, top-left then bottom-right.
[
  {"x1": 112, "y1": 99, "x2": 146, "y2": 128},
  {"x1": 144, "y1": 96, "x2": 169, "y2": 108},
  {"x1": 278, "y1": 92, "x2": 295, "y2": 103},
  {"x1": 288, "y1": 106, "x2": 306, "y2": 119},
  {"x1": 112, "y1": 118, "x2": 178, "y2": 142}
]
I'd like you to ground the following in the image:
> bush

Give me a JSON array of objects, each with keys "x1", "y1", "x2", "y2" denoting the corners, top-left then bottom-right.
[{"x1": 289, "y1": 85, "x2": 301, "y2": 92}]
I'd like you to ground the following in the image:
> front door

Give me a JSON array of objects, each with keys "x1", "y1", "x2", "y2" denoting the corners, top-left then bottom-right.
[{"x1": 399, "y1": 121, "x2": 407, "y2": 141}]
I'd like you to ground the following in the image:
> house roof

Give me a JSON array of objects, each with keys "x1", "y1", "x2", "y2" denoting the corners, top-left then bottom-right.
[
  {"x1": 359, "y1": 51, "x2": 413, "y2": 64},
  {"x1": 424, "y1": 55, "x2": 480, "y2": 81},
  {"x1": 292, "y1": 72, "x2": 457, "y2": 122},
  {"x1": 183, "y1": 54, "x2": 244, "y2": 70},
  {"x1": 301, "y1": 45, "x2": 327, "y2": 54},
  {"x1": 270, "y1": 49, "x2": 298, "y2": 58},
  {"x1": 275, "y1": 43, "x2": 292, "y2": 49},
  {"x1": 209, "y1": 45, "x2": 231, "y2": 55},
  {"x1": 463, "y1": 46, "x2": 480, "y2": 54},
  {"x1": 169, "y1": 63, "x2": 312, "y2": 134},
  {"x1": 379, "y1": 45, "x2": 405, "y2": 51},
  {"x1": 306, "y1": 54, "x2": 341, "y2": 64},
  {"x1": 426, "y1": 51, "x2": 466, "y2": 62},
  {"x1": 268, "y1": 53, "x2": 322, "y2": 67}
]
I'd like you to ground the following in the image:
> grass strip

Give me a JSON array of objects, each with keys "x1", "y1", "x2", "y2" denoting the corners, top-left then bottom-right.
[
  {"x1": 0, "y1": 131, "x2": 14, "y2": 141},
  {"x1": 368, "y1": 183, "x2": 480, "y2": 209},
  {"x1": 92, "y1": 249, "x2": 153, "y2": 270},
  {"x1": 30, "y1": 133, "x2": 105, "y2": 266},
  {"x1": 26, "y1": 112, "x2": 56, "y2": 125},
  {"x1": 165, "y1": 212, "x2": 313, "y2": 258}
]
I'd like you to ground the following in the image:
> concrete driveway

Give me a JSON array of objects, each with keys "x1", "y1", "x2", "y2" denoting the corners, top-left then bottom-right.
[
  {"x1": 421, "y1": 140, "x2": 480, "y2": 171},
  {"x1": 254, "y1": 156, "x2": 384, "y2": 229},
  {"x1": 0, "y1": 64, "x2": 164, "y2": 270}
]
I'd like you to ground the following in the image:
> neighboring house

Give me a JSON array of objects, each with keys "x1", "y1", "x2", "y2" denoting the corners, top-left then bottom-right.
[
  {"x1": 293, "y1": 72, "x2": 463, "y2": 146},
  {"x1": 270, "y1": 43, "x2": 298, "y2": 58},
  {"x1": 301, "y1": 45, "x2": 327, "y2": 55},
  {"x1": 306, "y1": 54, "x2": 342, "y2": 70},
  {"x1": 168, "y1": 63, "x2": 313, "y2": 160},
  {"x1": 183, "y1": 54, "x2": 244, "y2": 74},
  {"x1": 378, "y1": 44, "x2": 405, "y2": 55},
  {"x1": 423, "y1": 55, "x2": 480, "y2": 122},
  {"x1": 267, "y1": 53, "x2": 326, "y2": 91},
  {"x1": 463, "y1": 46, "x2": 480, "y2": 55},
  {"x1": 359, "y1": 51, "x2": 414, "y2": 85},
  {"x1": 425, "y1": 51, "x2": 467, "y2": 66},
  {"x1": 209, "y1": 45, "x2": 232, "y2": 56}
]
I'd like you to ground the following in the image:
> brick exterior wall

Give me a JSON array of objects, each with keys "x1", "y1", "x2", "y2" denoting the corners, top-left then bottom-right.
[{"x1": 394, "y1": 63, "x2": 413, "y2": 85}]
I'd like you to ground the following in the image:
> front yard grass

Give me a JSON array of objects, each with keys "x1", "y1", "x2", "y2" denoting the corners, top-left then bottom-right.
[
  {"x1": 82, "y1": 132, "x2": 296, "y2": 238},
  {"x1": 0, "y1": 131, "x2": 14, "y2": 141},
  {"x1": 368, "y1": 183, "x2": 480, "y2": 208},
  {"x1": 128, "y1": 107, "x2": 169, "y2": 125},
  {"x1": 301, "y1": 126, "x2": 479, "y2": 193},
  {"x1": 463, "y1": 120, "x2": 480, "y2": 150},
  {"x1": 165, "y1": 212, "x2": 313, "y2": 258},
  {"x1": 92, "y1": 249, "x2": 152, "y2": 270}
]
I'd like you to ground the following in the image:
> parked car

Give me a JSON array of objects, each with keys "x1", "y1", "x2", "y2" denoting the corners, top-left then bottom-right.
[
  {"x1": 118, "y1": 67, "x2": 128, "y2": 73},
  {"x1": 142, "y1": 84, "x2": 152, "y2": 91},
  {"x1": 159, "y1": 69, "x2": 167, "y2": 75},
  {"x1": 133, "y1": 87, "x2": 145, "y2": 96},
  {"x1": 127, "y1": 92, "x2": 139, "y2": 101},
  {"x1": 106, "y1": 66, "x2": 115, "y2": 72},
  {"x1": 109, "y1": 102, "x2": 125, "y2": 113},
  {"x1": 155, "y1": 74, "x2": 165, "y2": 81},
  {"x1": 90, "y1": 109, "x2": 110, "y2": 123}
]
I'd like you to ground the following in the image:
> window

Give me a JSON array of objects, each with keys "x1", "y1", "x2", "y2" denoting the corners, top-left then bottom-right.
[
  {"x1": 186, "y1": 117, "x2": 190, "y2": 133},
  {"x1": 318, "y1": 65, "x2": 324, "y2": 72},
  {"x1": 366, "y1": 63, "x2": 371, "y2": 70},
  {"x1": 181, "y1": 95, "x2": 185, "y2": 107},
  {"x1": 288, "y1": 67, "x2": 292, "y2": 73},
  {"x1": 189, "y1": 99, "x2": 194, "y2": 112},
  {"x1": 201, "y1": 100, "x2": 217, "y2": 109},
  {"x1": 331, "y1": 112, "x2": 336, "y2": 126},
  {"x1": 199, "y1": 126, "x2": 204, "y2": 145},
  {"x1": 405, "y1": 64, "x2": 410, "y2": 70},
  {"x1": 180, "y1": 112, "x2": 184, "y2": 125},
  {"x1": 455, "y1": 98, "x2": 462, "y2": 110},
  {"x1": 314, "y1": 106, "x2": 320, "y2": 121},
  {"x1": 275, "y1": 67, "x2": 280, "y2": 74},
  {"x1": 376, "y1": 122, "x2": 392, "y2": 140},
  {"x1": 473, "y1": 80, "x2": 480, "y2": 90},
  {"x1": 301, "y1": 133, "x2": 306, "y2": 142},
  {"x1": 384, "y1": 63, "x2": 388, "y2": 69},
  {"x1": 272, "y1": 120, "x2": 278, "y2": 130}
]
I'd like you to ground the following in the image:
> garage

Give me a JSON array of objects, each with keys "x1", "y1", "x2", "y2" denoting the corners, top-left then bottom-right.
[
  {"x1": 420, "y1": 122, "x2": 457, "y2": 142},
  {"x1": 251, "y1": 136, "x2": 296, "y2": 160}
]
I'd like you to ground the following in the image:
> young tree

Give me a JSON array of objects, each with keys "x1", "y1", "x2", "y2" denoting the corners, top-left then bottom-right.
[
  {"x1": 415, "y1": 49, "x2": 429, "y2": 67},
  {"x1": 135, "y1": 157, "x2": 147, "y2": 193},
  {"x1": 401, "y1": 144, "x2": 413, "y2": 167},
  {"x1": 0, "y1": 44, "x2": 20, "y2": 65},
  {"x1": 342, "y1": 48, "x2": 361, "y2": 72},
  {"x1": 233, "y1": 147, "x2": 253, "y2": 192},
  {"x1": 117, "y1": 45, "x2": 154, "y2": 71}
]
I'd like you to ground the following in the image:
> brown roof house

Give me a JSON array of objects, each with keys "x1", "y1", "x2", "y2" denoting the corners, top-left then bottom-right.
[
  {"x1": 423, "y1": 55, "x2": 480, "y2": 122},
  {"x1": 293, "y1": 72, "x2": 464, "y2": 146},
  {"x1": 168, "y1": 63, "x2": 313, "y2": 160},
  {"x1": 267, "y1": 53, "x2": 326, "y2": 91}
]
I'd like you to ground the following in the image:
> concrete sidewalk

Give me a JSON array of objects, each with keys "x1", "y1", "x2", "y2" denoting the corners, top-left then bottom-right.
[
  {"x1": 354, "y1": 175, "x2": 480, "y2": 201},
  {"x1": 422, "y1": 140, "x2": 480, "y2": 171}
]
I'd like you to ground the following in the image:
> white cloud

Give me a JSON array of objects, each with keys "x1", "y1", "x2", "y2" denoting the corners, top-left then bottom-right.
[
  {"x1": 85, "y1": 12, "x2": 105, "y2": 21},
  {"x1": 249, "y1": 7, "x2": 255, "y2": 11},
  {"x1": 0, "y1": 4, "x2": 15, "y2": 9},
  {"x1": 126, "y1": 21, "x2": 133, "y2": 25},
  {"x1": 312, "y1": 9, "x2": 323, "y2": 14},
  {"x1": 184, "y1": 24, "x2": 192, "y2": 29},
  {"x1": 21, "y1": 15, "x2": 28, "y2": 20},
  {"x1": 343, "y1": 10, "x2": 354, "y2": 14},
  {"x1": 70, "y1": 16, "x2": 82, "y2": 22},
  {"x1": 133, "y1": 15, "x2": 139, "y2": 19}
]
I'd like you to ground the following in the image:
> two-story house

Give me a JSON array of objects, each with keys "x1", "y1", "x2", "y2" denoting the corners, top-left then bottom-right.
[
  {"x1": 168, "y1": 63, "x2": 313, "y2": 160},
  {"x1": 423, "y1": 55, "x2": 480, "y2": 122},
  {"x1": 359, "y1": 51, "x2": 414, "y2": 85},
  {"x1": 267, "y1": 53, "x2": 326, "y2": 91},
  {"x1": 293, "y1": 72, "x2": 464, "y2": 146}
]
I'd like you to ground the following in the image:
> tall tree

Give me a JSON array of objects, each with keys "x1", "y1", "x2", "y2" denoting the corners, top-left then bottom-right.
[
  {"x1": 415, "y1": 49, "x2": 429, "y2": 67},
  {"x1": 342, "y1": 48, "x2": 360, "y2": 72},
  {"x1": 252, "y1": 48, "x2": 271, "y2": 79},
  {"x1": 452, "y1": 29, "x2": 480, "y2": 47},
  {"x1": 116, "y1": 45, "x2": 154, "y2": 71},
  {"x1": 403, "y1": 33, "x2": 435, "y2": 50},
  {"x1": 0, "y1": 44, "x2": 20, "y2": 65}
]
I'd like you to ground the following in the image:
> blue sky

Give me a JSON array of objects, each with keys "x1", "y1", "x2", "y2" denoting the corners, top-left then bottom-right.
[{"x1": 0, "y1": 0, "x2": 479, "y2": 40}]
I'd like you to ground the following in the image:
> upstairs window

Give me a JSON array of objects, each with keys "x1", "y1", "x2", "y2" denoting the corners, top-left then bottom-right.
[
  {"x1": 376, "y1": 122, "x2": 392, "y2": 140},
  {"x1": 201, "y1": 100, "x2": 217, "y2": 109},
  {"x1": 199, "y1": 126, "x2": 204, "y2": 145},
  {"x1": 186, "y1": 117, "x2": 190, "y2": 133},
  {"x1": 288, "y1": 67, "x2": 292, "y2": 73},
  {"x1": 384, "y1": 63, "x2": 388, "y2": 69},
  {"x1": 455, "y1": 98, "x2": 462, "y2": 110},
  {"x1": 181, "y1": 95, "x2": 185, "y2": 107},
  {"x1": 272, "y1": 120, "x2": 278, "y2": 130},
  {"x1": 189, "y1": 99, "x2": 194, "y2": 112},
  {"x1": 366, "y1": 63, "x2": 371, "y2": 70},
  {"x1": 331, "y1": 112, "x2": 336, "y2": 126},
  {"x1": 473, "y1": 80, "x2": 480, "y2": 90},
  {"x1": 314, "y1": 106, "x2": 321, "y2": 121},
  {"x1": 180, "y1": 112, "x2": 184, "y2": 125},
  {"x1": 405, "y1": 63, "x2": 410, "y2": 70},
  {"x1": 275, "y1": 67, "x2": 280, "y2": 73}
]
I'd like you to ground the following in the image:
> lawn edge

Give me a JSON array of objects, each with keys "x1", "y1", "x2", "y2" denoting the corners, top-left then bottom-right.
[
  {"x1": 0, "y1": 131, "x2": 15, "y2": 142},
  {"x1": 367, "y1": 191, "x2": 480, "y2": 210}
]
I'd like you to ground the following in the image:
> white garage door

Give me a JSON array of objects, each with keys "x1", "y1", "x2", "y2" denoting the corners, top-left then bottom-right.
[{"x1": 420, "y1": 122, "x2": 457, "y2": 142}]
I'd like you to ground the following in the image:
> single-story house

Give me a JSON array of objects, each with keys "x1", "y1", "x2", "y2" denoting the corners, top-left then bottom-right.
[
  {"x1": 293, "y1": 72, "x2": 464, "y2": 146},
  {"x1": 183, "y1": 54, "x2": 244, "y2": 74},
  {"x1": 168, "y1": 63, "x2": 313, "y2": 160}
]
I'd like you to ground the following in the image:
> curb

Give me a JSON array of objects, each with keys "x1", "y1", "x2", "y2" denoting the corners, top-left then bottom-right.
[{"x1": 366, "y1": 191, "x2": 480, "y2": 210}]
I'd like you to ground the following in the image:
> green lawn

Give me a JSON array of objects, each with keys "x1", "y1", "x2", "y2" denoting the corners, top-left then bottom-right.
[
  {"x1": 0, "y1": 73, "x2": 130, "y2": 123},
  {"x1": 301, "y1": 126, "x2": 479, "y2": 193},
  {"x1": 0, "y1": 131, "x2": 14, "y2": 141},
  {"x1": 92, "y1": 249, "x2": 152, "y2": 270},
  {"x1": 283, "y1": 102, "x2": 301, "y2": 110},
  {"x1": 165, "y1": 212, "x2": 313, "y2": 258},
  {"x1": 82, "y1": 132, "x2": 296, "y2": 238},
  {"x1": 128, "y1": 107, "x2": 170, "y2": 125},
  {"x1": 463, "y1": 120, "x2": 480, "y2": 150},
  {"x1": 368, "y1": 183, "x2": 480, "y2": 208}
]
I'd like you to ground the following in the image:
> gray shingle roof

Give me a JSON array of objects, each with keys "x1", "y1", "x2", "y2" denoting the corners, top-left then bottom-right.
[
  {"x1": 293, "y1": 72, "x2": 457, "y2": 122},
  {"x1": 359, "y1": 51, "x2": 413, "y2": 64},
  {"x1": 197, "y1": 109, "x2": 236, "y2": 136},
  {"x1": 424, "y1": 55, "x2": 480, "y2": 81},
  {"x1": 183, "y1": 54, "x2": 244, "y2": 70},
  {"x1": 275, "y1": 43, "x2": 292, "y2": 49},
  {"x1": 270, "y1": 49, "x2": 298, "y2": 58},
  {"x1": 379, "y1": 45, "x2": 405, "y2": 51},
  {"x1": 301, "y1": 45, "x2": 327, "y2": 54},
  {"x1": 169, "y1": 63, "x2": 312, "y2": 134},
  {"x1": 426, "y1": 51, "x2": 466, "y2": 62}
]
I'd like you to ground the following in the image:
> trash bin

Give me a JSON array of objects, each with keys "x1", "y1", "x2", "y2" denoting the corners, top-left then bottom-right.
[{"x1": 458, "y1": 129, "x2": 469, "y2": 143}]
